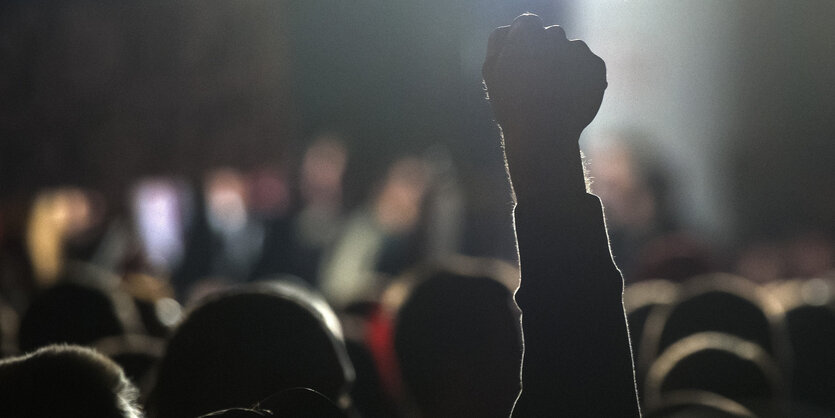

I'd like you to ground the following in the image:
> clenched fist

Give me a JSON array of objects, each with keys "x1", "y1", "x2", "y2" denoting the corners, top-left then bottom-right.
[{"x1": 483, "y1": 14, "x2": 607, "y2": 137}]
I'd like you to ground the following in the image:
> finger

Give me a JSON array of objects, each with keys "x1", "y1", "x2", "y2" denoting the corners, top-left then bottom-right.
[
  {"x1": 501, "y1": 13, "x2": 549, "y2": 77},
  {"x1": 544, "y1": 25, "x2": 567, "y2": 42},
  {"x1": 568, "y1": 38, "x2": 590, "y2": 52},
  {"x1": 545, "y1": 25, "x2": 571, "y2": 75},
  {"x1": 545, "y1": 25, "x2": 570, "y2": 55},
  {"x1": 483, "y1": 25, "x2": 510, "y2": 82},
  {"x1": 511, "y1": 13, "x2": 545, "y2": 31},
  {"x1": 506, "y1": 13, "x2": 547, "y2": 51},
  {"x1": 568, "y1": 40, "x2": 607, "y2": 87}
]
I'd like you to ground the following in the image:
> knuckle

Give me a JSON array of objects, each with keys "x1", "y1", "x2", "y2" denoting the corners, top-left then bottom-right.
[
  {"x1": 486, "y1": 26, "x2": 510, "y2": 54},
  {"x1": 545, "y1": 25, "x2": 567, "y2": 41},
  {"x1": 489, "y1": 25, "x2": 510, "y2": 41},
  {"x1": 512, "y1": 13, "x2": 545, "y2": 28},
  {"x1": 568, "y1": 39, "x2": 591, "y2": 53}
]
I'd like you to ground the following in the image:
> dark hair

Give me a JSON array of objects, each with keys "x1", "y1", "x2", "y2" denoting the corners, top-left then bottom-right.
[
  {"x1": 18, "y1": 264, "x2": 138, "y2": 353},
  {"x1": 0, "y1": 345, "x2": 141, "y2": 418},
  {"x1": 148, "y1": 282, "x2": 353, "y2": 418},
  {"x1": 393, "y1": 261, "x2": 521, "y2": 417}
]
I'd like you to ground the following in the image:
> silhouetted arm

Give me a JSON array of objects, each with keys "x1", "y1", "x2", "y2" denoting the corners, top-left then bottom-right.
[{"x1": 483, "y1": 14, "x2": 640, "y2": 417}]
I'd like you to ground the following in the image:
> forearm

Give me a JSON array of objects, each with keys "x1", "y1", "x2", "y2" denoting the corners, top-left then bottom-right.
[
  {"x1": 483, "y1": 14, "x2": 639, "y2": 415},
  {"x1": 505, "y1": 129, "x2": 640, "y2": 417}
]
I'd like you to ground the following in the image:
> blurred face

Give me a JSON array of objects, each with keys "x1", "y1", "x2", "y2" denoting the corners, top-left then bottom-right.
[
  {"x1": 205, "y1": 169, "x2": 248, "y2": 233},
  {"x1": 588, "y1": 141, "x2": 656, "y2": 230},
  {"x1": 374, "y1": 157, "x2": 430, "y2": 233},
  {"x1": 300, "y1": 136, "x2": 348, "y2": 206}
]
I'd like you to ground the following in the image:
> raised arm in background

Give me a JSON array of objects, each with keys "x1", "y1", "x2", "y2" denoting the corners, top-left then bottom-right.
[{"x1": 482, "y1": 14, "x2": 641, "y2": 417}]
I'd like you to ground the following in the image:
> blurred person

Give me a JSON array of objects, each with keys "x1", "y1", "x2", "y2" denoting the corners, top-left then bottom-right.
[
  {"x1": 171, "y1": 180, "x2": 218, "y2": 297},
  {"x1": 414, "y1": 145, "x2": 466, "y2": 263},
  {"x1": 250, "y1": 135, "x2": 350, "y2": 286},
  {"x1": 633, "y1": 232, "x2": 717, "y2": 282},
  {"x1": 17, "y1": 262, "x2": 143, "y2": 353},
  {"x1": 390, "y1": 259, "x2": 522, "y2": 418},
  {"x1": 735, "y1": 240, "x2": 788, "y2": 283},
  {"x1": 735, "y1": 231, "x2": 835, "y2": 283},
  {"x1": 248, "y1": 166, "x2": 293, "y2": 220},
  {"x1": 785, "y1": 231, "x2": 835, "y2": 278},
  {"x1": 147, "y1": 281, "x2": 355, "y2": 418},
  {"x1": 319, "y1": 156, "x2": 431, "y2": 307},
  {"x1": 348, "y1": 342, "x2": 399, "y2": 418},
  {"x1": 170, "y1": 170, "x2": 266, "y2": 298},
  {"x1": 482, "y1": 14, "x2": 640, "y2": 415},
  {"x1": 0, "y1": 201, "x2": 38, "y2": 312},
  {"x1": 586, "y1": 132, "x2": 676, "y2": 280},
  {"x1": 25, "y1": 188, "x2": 106, "y2": 287},
  {"x1": 130, "y1": 178, "x2": 191, "y2": 277},
  {"x1": 204, "y1": 168, "x2": 265, "y2": 281},
  {"x1": 246, "y1": 165, "x2": 295, "y2": 280},
  {"x1": 289, "y1": 134, "x2": 349, "y2": 284},
  {"x1": 0, "y1": 344, "x2": 142, "y2": 418}
]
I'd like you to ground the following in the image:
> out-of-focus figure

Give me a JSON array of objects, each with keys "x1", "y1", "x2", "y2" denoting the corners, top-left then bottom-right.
[{"x1": 319, "y1": 156, "x2": 430, "y2": 307}]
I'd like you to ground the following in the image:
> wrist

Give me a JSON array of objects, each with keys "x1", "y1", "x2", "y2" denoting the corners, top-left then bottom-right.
[{"x1": 500, "y1": 128, "x2": 587, "y2": 201}]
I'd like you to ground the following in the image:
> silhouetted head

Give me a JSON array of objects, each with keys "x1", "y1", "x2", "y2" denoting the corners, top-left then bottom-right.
[
  {"x1": 18, "y1": 265, "x2": 136, "y2": 352},
  {"x1": 95, "y1": 334, "x2": 166, "y2": 396},
  {"x1": 148, "y1": 281, "x2": 354, "y2": 418},
  {"x1": 392, "y1": 259, "x2": 521, "y2": 418},
  {"x1": 640, "y1": 274, "x2": 789, "y2": 373},
  {"x1": 784, "y1": 297, "x2": 835, "y2": 411},
  {"x1": 645, "y1": 332, "x2": 783, "y2": 418},
  {"x1": 0, "y1": 344, "x2": 141, "y2": 418}
]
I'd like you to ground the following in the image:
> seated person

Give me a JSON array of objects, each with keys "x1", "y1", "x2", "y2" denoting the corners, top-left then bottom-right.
[
  {"x1": 147, "y1": 281, "x2": 354, "y2": 418},
  {"x1": 392, "y1": 258, "x2": 522, "y2": 417},
  {"x1": 0, "y1": 344, "x2": 142, "y2": 418}
]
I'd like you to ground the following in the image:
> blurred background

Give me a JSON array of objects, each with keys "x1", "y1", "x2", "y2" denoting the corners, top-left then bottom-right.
[
  {"x1": 2, "y1": 0, "x2": 834, "y2": 290},
  {"x1": 1, "y1": 1, "x2": 835, "y2": 416}
]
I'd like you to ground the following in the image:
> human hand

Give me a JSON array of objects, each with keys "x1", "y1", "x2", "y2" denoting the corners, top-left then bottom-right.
[{"x1": 483, "y1": 14, "x2": 607, "y2": 138}]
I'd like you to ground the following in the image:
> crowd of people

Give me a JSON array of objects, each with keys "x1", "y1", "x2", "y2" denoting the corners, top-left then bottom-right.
[{"x1": 0, "y1": 14, "x2": 834, "y2": 417}]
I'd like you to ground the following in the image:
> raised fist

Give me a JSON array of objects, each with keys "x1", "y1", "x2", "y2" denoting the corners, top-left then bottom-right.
[{"x1": 483, "y1": 14, "x2": 607, "y2": 137}]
